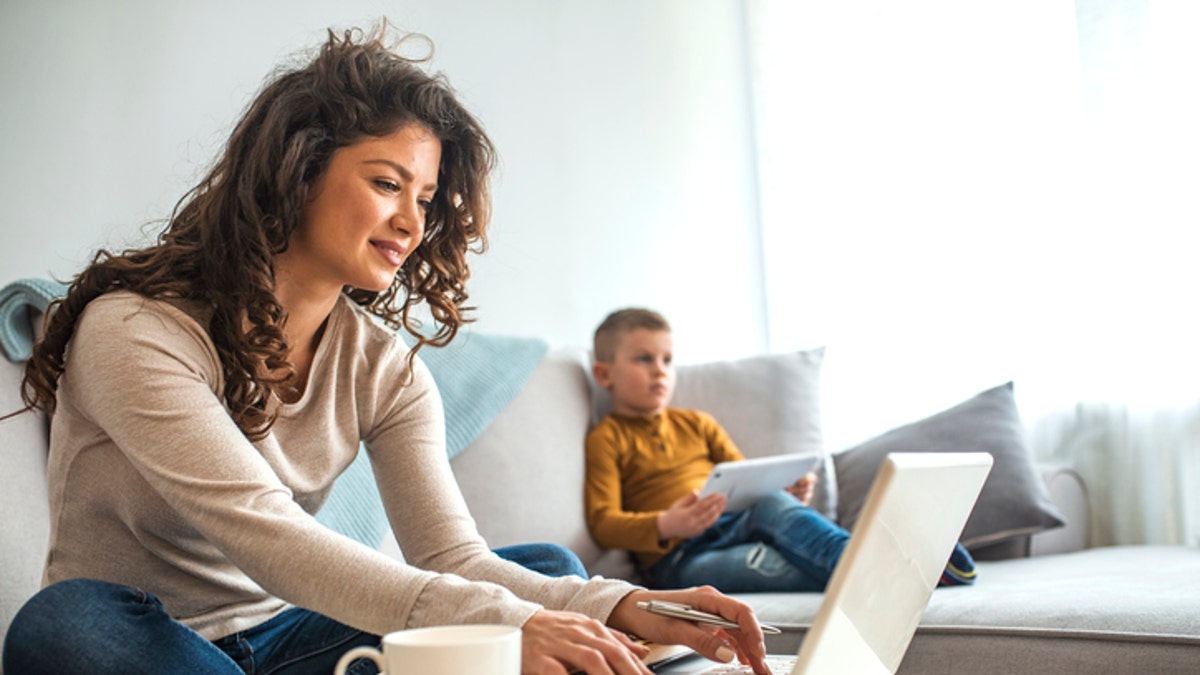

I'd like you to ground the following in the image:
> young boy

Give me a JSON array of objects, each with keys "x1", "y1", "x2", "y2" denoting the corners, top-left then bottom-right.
[{"x1": 584, "y1": 308, "x2": 976, "y2": 592}]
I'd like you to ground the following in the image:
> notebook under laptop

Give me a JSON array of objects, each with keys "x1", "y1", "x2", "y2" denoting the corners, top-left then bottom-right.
[{"x1": 654, "y1": 451, "x2": 993, "y2": 674}]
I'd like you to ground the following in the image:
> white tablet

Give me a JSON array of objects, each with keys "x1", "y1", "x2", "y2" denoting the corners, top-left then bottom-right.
[{"x1": 698, "y1": 454, "x2": 822, "y2": 513}]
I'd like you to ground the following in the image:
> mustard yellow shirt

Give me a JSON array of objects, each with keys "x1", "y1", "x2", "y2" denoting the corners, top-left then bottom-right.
[{"x1": 585, "y1": 408, "x2": 744, "y2": 568}]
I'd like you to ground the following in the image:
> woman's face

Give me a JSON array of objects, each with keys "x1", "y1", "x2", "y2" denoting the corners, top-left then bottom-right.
[{"x1": 281, "y1": 123, "x2": 442, "y2": 297}]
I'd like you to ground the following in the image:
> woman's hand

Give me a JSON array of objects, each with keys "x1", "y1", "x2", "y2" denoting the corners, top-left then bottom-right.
[
  {"x1": 521, "y1": 609, "x2": 652, "y2": 674},
  {"x1": 606, "y1": 587, "x2": 771, "y2": 675},
  {"x1": 656, "y1": 490, "x2": 726, "y2": 540}
]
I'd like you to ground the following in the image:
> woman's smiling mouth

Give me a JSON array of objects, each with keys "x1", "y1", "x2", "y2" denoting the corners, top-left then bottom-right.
[{"x1": 371, "y1": 240, "x2": 407, "y2": 266}]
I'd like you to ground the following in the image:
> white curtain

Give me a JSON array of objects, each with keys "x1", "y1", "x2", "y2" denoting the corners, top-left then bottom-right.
[{"x1": 745, "y1": 0, "x2": 1200, "y2": 546}]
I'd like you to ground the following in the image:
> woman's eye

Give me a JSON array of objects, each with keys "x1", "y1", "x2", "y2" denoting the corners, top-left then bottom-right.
[
  {"x1": 374, "y1": 179, "x2": 400, "y2": 193},
  {"x1": 419, "y1": 199, "x2": 433, "y2": 211}
]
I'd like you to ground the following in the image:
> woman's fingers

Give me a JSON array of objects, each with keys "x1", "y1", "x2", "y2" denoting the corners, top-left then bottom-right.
[
  {"x1": 608, "y1": 589, "x2": 770, "y2": 675},
  {"x1": 522, "y1": 610, "x2": 652, "y2": 674}
]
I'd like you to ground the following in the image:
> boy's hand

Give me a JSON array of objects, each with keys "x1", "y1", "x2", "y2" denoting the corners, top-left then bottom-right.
[
  {"x1": 785, "y1": 472, "x2": 818, "y2": 506},
  {"x1": 657, "y1": 490, "x2": 725, "y2": 540}
]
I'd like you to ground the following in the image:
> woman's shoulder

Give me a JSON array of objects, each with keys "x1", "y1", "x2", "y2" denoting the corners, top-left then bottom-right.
[
  {"x1": 79, "y1": 290, "x2": 211, "y2": 339},
  {"x1": 329, "y1": 295, "x2": 412, "y2": 357},
  {"x1": 327, "y1": 295, "x2": 431, "y2": 384},
  {"x1": 327, "y1": 296, "x2": 439, "y2": 429},
  {"x1": 68, "y1": 290, "x2": 221, "y2": 379}
]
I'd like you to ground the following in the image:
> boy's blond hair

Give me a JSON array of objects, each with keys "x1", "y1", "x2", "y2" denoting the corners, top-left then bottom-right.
[{"x1": 592, "y1": 308, "x2": 671, "y2": 362}]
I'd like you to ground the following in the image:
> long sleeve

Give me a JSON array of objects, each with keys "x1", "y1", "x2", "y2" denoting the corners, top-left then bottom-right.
[
  {"x1": 45, "y1": 292, "x2": 634, "y2": 640},
  {"x1": 361, "y1": 352, "x2": 633, "y2": 629},
  {"x1": 585, "y1": 419, "x2": 676, "y2": 558},
  {"x1": 703, "y1": 415, "x2": 745, "y2": 465}
]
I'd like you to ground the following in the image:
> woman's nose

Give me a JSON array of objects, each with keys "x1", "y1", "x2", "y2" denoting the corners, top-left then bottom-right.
[{"x1": 392, "y1": 200, "x2": 425, "y2": 240}]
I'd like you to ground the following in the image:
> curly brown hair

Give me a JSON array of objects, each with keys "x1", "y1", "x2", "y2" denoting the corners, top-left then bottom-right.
[{"x1": 20, "y1": 24, "x2": 495, "y2": 439}]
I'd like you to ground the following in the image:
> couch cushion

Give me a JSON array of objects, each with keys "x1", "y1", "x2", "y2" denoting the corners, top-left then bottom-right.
[
  {"x1": 834, "y1": 382, "x2": 1065, "y2": 549},
  {"x1": 589, "y1": 348, "x2": 835, "y2": 518},
  {"x1": 741, "y1": 545, "x2": 1200, "y2": 674},
  {"x1": 0, "y1": 356, "x2": 51, "y2": 639},
  {"x1": 450, "y1": 349, "x2": 614, "y2": 569}
]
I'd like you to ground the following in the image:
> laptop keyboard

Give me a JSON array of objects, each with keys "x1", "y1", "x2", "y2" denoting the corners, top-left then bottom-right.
[{"x1": 695, "y1": 655, "x2": 797, "y2": 674}]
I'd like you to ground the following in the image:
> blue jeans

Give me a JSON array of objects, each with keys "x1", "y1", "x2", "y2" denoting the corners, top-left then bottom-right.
[
  {"x1": 648, "y1": 491, "x2": 850, "y2": 593},
  {"x1": 2, "y1": 543, "x2": 584, "y2": 674},
  {"x1": 492, "y1": 542, "x2": 589, "y2": 578}
]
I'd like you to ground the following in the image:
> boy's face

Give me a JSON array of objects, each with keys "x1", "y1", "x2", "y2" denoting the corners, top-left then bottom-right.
[{"x1": 594, "y1": 328, "x2": 675, "y2": 417}]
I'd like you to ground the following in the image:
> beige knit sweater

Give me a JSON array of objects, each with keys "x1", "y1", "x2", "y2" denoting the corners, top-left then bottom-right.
[{"x1": 44, "y1": 291, "x2": 632, "y2": 640}]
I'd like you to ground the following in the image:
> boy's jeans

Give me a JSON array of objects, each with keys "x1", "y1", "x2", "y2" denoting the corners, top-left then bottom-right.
[
  {"x1": 2, "y1": 543, "x2": 584, "y2": 675},
  {"x1": 648, "y1": 491, "x2": 850, "y2": 593}
]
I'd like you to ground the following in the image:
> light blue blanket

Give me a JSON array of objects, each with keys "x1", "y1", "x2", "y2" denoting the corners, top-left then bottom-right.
[
  {"x1": 0, "y1": 279, "x2": 547, "y2": 548},
  {"x1": 0, "y1": 278, "x2": 68, "y2": 362}
]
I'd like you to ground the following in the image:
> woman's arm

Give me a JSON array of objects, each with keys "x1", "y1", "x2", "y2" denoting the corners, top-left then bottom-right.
[
  {"x1": 62, "y1": 294, "x2": 540, "y2": 634},
  {"x1": 363, "y1": 349, "x2": 635, "y2": 623},
  {"x1": 348, "y1": 316, "x2": 770, "y2": 673}
]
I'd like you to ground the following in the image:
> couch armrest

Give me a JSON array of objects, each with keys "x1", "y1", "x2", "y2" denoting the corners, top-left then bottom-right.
[
  {"x1": 970, "y1": 463, "x2": 1090, "y2": 561},
  {"x1": 1029, "y1": 463, "x2": 1089, "y2": 556}
]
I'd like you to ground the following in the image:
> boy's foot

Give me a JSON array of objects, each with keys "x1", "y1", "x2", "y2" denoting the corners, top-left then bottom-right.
[{"x1": 938, "y1": 543, "x2": 977, "y2": 586}]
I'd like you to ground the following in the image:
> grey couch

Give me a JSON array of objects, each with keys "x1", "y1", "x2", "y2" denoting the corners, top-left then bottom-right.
[
  {"x1": 3, "y1": 320, "x2": 1199, "y2": 673},
  {"x1": 445, "y1": 349, "x2": 1200, "y2": 674}
]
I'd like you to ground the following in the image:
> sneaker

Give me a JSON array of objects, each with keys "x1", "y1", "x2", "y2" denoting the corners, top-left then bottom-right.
[{"x1": 938, "y1": 542, "x2": 977, "y2": 586}]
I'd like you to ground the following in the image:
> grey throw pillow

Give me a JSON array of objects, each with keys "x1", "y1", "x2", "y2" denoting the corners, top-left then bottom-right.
[{"x1": 833, "y1": 382, "x2": 1065, "y2": 549}]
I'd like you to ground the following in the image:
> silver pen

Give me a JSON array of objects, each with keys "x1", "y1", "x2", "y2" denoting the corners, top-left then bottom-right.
[{"x1": 637, "y1": 600, "x2": 782, "y2": 634}]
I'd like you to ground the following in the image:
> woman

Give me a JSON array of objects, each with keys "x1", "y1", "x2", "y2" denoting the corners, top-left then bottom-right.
[{"x1": 2, "y1": 25, "x2": 769, "y2": 675}]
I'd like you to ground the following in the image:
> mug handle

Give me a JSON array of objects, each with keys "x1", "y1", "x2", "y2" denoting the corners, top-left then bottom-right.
[{"x1": 334, "y1": 646, "x2": 386, "y2": 675}]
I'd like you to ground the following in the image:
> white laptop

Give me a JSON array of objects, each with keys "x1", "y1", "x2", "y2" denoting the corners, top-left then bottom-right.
[
  {"x1": 655, "y1": 451, "x2": 993, "y2": 674},
  {"x1": 698, "y1": 454, "x2": 823, "y2": 514}
]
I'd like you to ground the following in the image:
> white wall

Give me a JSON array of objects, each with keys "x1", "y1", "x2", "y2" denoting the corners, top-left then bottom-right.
[{"x1": 0, "y1": 0, "x2": 766, "y2": 362}]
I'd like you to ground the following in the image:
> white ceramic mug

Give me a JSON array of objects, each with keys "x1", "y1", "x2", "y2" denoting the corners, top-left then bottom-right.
[{"x1": 334, "y1": 624, "x2": 521, "y2": 675}]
